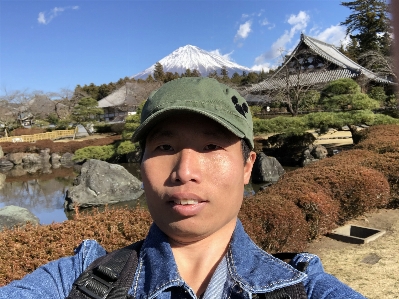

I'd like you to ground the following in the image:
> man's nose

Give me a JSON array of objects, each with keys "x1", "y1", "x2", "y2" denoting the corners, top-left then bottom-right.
[{"x1": 171, "y1": 148, "x2": 201, "y2": 184}]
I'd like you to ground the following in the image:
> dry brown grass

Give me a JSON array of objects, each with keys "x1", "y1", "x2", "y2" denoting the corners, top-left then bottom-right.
[{"x1": 310, "y1": 213, "x2": 399, "y2": 299}]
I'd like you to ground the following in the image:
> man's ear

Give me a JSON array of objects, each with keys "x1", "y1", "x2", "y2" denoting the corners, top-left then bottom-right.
[{"x1": 243, "y1": 151, "x2": 256, "y2": 185}]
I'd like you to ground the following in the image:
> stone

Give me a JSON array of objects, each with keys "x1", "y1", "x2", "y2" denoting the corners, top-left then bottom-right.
[
  {"x1": 0, "y1": 205, "x2": 40, "y2": 231},
  {"x1": 361, "y1": 253, "x2": 381, "y2": 265},
  {"x1": 311, "y1": 144, "x2": 328, "y2": 160},
  {"x1": 22, "y1": 153, "x2": 42, "y2": 164},
  {"x1": 60, "y1": 152, "x2": 75, "y2": 167},
  {"x1": 0, "y1": 159, "x2": 13, "y2": 171},
  {"x1": 0, "y1": 146, "x2": 3, "y2": 159},
  {"x1": 40, "y1": 148, "x2": 51, "y2": 163},
  {"x1": 8, "y1": 152, "x2": 25, "y2": 165},
  {"x1": 251, "y1": 152, "x2": 285, "y2": 184},
  {"x1": 51, "y1": 153, "x2": 62, "y2": 164},
  {"x1": 65, "y1": 159, "x2": 144, "y2": 211}
]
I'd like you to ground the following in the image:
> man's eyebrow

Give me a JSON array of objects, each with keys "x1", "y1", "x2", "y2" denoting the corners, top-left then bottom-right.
[
  {"x1": 147, "y1": 129, "x2": 175, "y2": 141},
  {"x1": 202, "y1": 129, "x2": 233, "y2": 140}
]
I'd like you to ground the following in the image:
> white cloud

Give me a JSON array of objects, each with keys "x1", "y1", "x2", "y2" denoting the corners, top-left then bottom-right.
[
  {"x1": 314, "y1": 25, "x2": 349, "y2": 47},
  {"x1": 234, "y1": 20, "x2": 252, "y2": 41},
  {"x1": 37, "y1": 6, "x2": 79, "y2": 25},
  {"x1": 209, "y1": 49, "x2": 235, "y2": 61},
  {"x1": 253, "y1": 11, "x2": 310, "y2": 67},
  {"x1": 251, "y1": 62, "x2": 272, "y2": 72},
  {"x1": 260, "y1": 18, "x2": 269, "y2": 26}
]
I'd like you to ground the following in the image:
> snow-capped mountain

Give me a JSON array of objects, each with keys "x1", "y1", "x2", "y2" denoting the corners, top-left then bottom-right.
[{"x1": 132, "y1": 45, "x2": 251, "y2": 79}]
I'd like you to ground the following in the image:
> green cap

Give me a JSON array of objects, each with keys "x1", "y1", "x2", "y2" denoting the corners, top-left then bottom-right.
[{"x1": 132, "y1": 77, "x2": 254, "y2": 149}]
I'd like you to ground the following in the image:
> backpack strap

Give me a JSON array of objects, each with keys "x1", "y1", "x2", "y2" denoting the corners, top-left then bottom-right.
[{"x1": 67, "y1": 240, "x2": 144, "y2": 299}]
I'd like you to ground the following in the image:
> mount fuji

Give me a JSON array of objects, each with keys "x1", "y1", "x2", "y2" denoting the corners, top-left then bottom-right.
[{"x1": 132, "y1": 45, "x2": 252, "y2": 80}]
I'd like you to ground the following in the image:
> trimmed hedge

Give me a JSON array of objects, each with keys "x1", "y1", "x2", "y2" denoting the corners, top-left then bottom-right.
[
  {"x1": 239, "y1": 194, "x2": 310, "y2": 253},
  {"x1": 0, "y1": 206, "x2": 152, "y2": 286}
]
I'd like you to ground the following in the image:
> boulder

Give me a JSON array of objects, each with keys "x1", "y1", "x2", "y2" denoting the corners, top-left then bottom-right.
[
  {"x1": 0, "y1": 205, "x2": 39, "y2": 231},
  {"x1": 22, "y1": 153, "x2": 42, "y2": 164},
  {"x1": 311, "y1": 144, "x2": 328, "y2": 160},
  {"x1": 60, "y1": 152, "x2": 74, "y2": 167},
  {"x1": 301, "y1": 144, "x2": 328, "y2": 166},
  {"x1": 51, "y1": 153, "x2": 62, "y2": 164},
  {"x1": 8, "y1": 152, "x2": 25, "y2": 165},
  {"x1": 65, "y1": 159, "x2": 144, "y2": 211},
  {"x1": 251, "y1": 152, "x2": 285, "y2": 184},
  {"x1": 40, "y1": 148, "x2": 51, "y2": 163},
  {"x1": 0, "y1": 159, "x2": 13, "y2": 171}
]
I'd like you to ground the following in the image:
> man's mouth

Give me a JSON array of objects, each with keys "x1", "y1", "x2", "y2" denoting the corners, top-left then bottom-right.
[{"x1": 173, "y1": 199, "x2": 199, "y2": 205}]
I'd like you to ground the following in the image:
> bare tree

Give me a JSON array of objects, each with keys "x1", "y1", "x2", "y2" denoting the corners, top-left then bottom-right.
[
  {"x1": 358, "y1": 50, "x2": 396, "y2": 81},
  {"x1": 252, "y1": 48, "x2": 330, "y2": 116}
]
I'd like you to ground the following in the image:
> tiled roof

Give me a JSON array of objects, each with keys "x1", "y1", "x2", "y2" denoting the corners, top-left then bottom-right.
[
  {"x1": 247, "y1": 34, "x2": 394, "y2": 93},
  {"x1": 248, "y1": 69, "x2": 358, "y2": 92}
]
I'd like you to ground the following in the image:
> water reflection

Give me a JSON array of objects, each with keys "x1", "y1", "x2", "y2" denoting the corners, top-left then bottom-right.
[{"x1": 0, "y1": 168, "x2": 77, "y2": 225}]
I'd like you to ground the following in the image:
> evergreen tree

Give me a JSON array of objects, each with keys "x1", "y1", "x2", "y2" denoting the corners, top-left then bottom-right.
[
  {"x1": 146, "y1": 75, "x2": 155, "y2": 83},
  {"x1": 153, "y1": 62, "x2": 165, "y2": 82},
  {"x1": 72, "y1": 97, "x2": 104, "y2": 123},
  {"x1": 191, "y1": 69, "x2": 201, "y2": 77},
  {"x1": 231, "y1": 72, "x2": 242, "y2": 85},
  {"x1": 220, "y1": 66, "x2": 229, "y2": 83},
  {"x1": 340, "y1": 0, "x2": 392, "y2": 55}
]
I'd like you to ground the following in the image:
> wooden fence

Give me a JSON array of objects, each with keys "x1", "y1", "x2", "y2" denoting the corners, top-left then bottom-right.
[{"x1": 0, "y1": 129, "x2": 75, "y2": 143}]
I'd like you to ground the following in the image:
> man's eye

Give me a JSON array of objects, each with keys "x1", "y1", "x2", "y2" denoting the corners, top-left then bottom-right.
[
  {"x1": 204, "y1": 144, "x2": 220, "y2": 150},
  {"x1": 158, "y1": 144, "x2": 173, "y2": 151}
]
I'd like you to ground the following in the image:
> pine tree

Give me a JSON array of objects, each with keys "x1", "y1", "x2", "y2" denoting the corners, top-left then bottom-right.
[
  {"x1": 340, "y1": 0, "x2": 392, "y2": 55},
  {"x1": 153, "y1": 62, "x2": 165, "y2": 82}
]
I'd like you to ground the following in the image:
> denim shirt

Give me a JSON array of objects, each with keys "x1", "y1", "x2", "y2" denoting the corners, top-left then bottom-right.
[{"x1": 0, "y1": 220, "x2": 366, "y2": 299}]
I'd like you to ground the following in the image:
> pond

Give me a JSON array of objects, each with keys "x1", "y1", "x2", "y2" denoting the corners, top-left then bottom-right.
[{"x1": 0, "y1": 163, "x2": 292, "y2": 225}]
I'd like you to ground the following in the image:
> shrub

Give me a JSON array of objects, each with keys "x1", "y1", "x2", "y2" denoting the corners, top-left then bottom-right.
[
  {"x1": 354, "y1": 124, "x2": 399, "y2": 153},
  {"x1": 253, "y1": 116, "x2": 308, "y2": 135},
  {"x1": 266, "y1": 181, "x2": 339, "y2": 239},
  {"x1": 239, "y1": 194, "x2": 309, "y2": 253},
  {"x1": 122, "y1": 114, "x2": 141, "y2": 140},
  {"x1": 73, "y1": 144, "x2": 116, "y2": 161},
  {"x1": 94, "y1": 123, "x2": 113, "y2": 133},
  {"x1": 0, "y1": 206, "x2": 153, "y2": 286},
  {"x1": 368, "y1": 86, "x2": 387, "y2": 103},
  {"x1": 116, "y1": 140, "x2": 137, "y2": 155}
]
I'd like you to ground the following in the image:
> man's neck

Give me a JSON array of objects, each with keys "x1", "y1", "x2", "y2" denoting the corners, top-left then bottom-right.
[{"x1": 169, "y1": 219, "x2": 236, "y2": 296}]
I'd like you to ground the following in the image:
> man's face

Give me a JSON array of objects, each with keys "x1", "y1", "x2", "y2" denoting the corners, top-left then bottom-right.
[{"x1": 141, "y1": 113, "x2": 255, "y2": 243}]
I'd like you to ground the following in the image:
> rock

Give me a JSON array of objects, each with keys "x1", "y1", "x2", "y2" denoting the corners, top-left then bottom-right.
[
  {"x1": 0, "y1": 146, "x2": 3, "y2": 159},
  {"x1": 251, "y1": 152, "x2": 285, "y2": 184},
  {"x1": 8, "y1": 152, "x2": 25, "y2": 165},
  {"x1": 40, "y1": 148, "x2": 51, "y2": 163},
  {"x1": 60, "y1": 152, "x2": 75, "y2": 167},
  {"x1": 0, "y1": 159, "x2": 13, "y2": 171},
  {"x1": 22, "y1": 153, "x2": 42, "y2": 164},
  {"x1": 0, "y1": 205, "x2": 40, "y2": 231},
  {"x1": 0, "y1": 173, "x2": 5, "y2": 190},
  {"x1": 51, "y1": 153, "x2": 62, "y2": 164},
  {"x1": 301, "y1": 144, "x2": 327, "y2": 166},
  {"x1": 64, "y1": 159, "x2": 144, "y2": 211},
  {"x1": 8, "y1": 164, "x2": 27, "y2": 176},
  {"x1": 311, "y1": 144, "x2": 328, "y2": 160}
]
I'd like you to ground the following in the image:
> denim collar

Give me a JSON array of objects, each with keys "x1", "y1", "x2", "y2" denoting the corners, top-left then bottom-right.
[{"x1": 130, "y1": 220, "x2": 307, "y2": 298}]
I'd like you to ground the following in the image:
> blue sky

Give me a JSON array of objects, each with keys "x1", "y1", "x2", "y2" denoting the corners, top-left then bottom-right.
[{"x1": 0, "y1": 0, "x2": 352, "y2": 96}]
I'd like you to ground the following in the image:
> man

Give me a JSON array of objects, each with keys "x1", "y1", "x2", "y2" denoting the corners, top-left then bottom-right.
[{"x1": 0, "y1": 77, "x2": 365, "y2": 298}]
